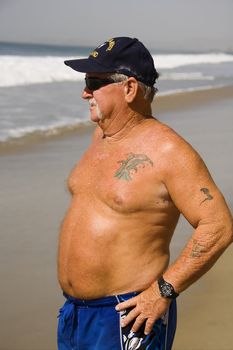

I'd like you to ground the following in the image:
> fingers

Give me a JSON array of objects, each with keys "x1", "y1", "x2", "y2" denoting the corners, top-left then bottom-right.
[
  {"x1": 125, "y1": 312, "x2": 157, "y2": 335},
  {"x1": 115, "y1": 296, "x2": 137, "y2": 311},
  {"x1": 115, "y1": 289, "x2": 170, "y2": 335},
  {"x1": 120, "y1": 307, "x2": 140, "y2": 327},
  {"x1": 130, "y1": 314, "x2": 147, "y2": 333},
  {"x1": 144, "y1": 317, "x2": 157, "y2": 335}
]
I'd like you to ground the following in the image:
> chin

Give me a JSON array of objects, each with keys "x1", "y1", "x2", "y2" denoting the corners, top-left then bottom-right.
[{"x1": 90, "y1": 111, "x2": 100, "y2": 122}]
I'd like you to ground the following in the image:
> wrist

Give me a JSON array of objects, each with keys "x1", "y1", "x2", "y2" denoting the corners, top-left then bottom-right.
[{"x1": 157, "y1": 276, "x2": 179, "y2": 299}]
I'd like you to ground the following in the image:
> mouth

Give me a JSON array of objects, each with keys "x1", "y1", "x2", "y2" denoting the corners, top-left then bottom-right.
[{"x1": 88, "y1": 98, "x2": 103, "y2": 122}]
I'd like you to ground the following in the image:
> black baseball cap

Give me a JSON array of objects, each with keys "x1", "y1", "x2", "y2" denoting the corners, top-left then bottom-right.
[{"x1": 64, "y1": 37, "x2": 158, "y2": 87}]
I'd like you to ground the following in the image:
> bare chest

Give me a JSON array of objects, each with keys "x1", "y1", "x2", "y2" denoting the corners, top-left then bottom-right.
[{"x1": 68, "y1": 143, "x2": 171, "y2": 213}]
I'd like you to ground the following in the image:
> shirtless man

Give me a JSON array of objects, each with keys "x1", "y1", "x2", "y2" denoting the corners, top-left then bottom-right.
[{"x1": 58, "y1": 37, "x2": 232, "y2": 350}]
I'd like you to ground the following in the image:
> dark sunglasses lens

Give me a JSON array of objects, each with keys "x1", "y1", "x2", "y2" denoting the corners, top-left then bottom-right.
[
  {"x1": 85, "y1": 78, "x2": 101, "y2": 91},
  {"x1": 85, "y1": 78, "x2": 114, "y2": 91}
]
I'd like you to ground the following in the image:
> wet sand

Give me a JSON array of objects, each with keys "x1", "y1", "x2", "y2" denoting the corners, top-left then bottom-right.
[{"x1": 0, "y1": 86, "x2": 232, "y2": 349}]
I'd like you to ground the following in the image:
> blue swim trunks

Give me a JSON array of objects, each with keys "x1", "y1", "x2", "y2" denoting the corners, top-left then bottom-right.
[{"x1": 57, "y1": 291, "x2": 177, "y2": 350}]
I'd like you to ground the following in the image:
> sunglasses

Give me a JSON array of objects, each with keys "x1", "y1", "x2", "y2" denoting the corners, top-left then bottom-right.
[{"x1": 85, "y1": 77, "x2": 117, "y2": 91}]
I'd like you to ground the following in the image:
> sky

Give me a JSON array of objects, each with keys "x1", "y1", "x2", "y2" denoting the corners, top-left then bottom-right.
[{"x1": 0, "y1": 0, "x2": 232, "y2": 52}]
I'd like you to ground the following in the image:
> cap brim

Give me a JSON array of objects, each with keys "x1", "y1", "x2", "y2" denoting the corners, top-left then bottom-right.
[{"x1": 64, "y1": 58, "x2": 114, "y2": 74}]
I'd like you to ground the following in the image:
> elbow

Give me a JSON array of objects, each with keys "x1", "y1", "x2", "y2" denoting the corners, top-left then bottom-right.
[
  {"x1": 208, "y1": 216, "x2": 233, "y2": 253},
  {"x1": 220, "y1": 217, "x2": 233, "y2": 249}
]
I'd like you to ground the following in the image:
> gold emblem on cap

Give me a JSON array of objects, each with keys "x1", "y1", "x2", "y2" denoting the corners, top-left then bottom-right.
[
  {"x1": 90, "y1": 51, "x2": 99, "y2": 58},
  {"x1": 106, "y1": 39, "x2": 115, "y2": 51},
  {"x1": 89, "y1": 39, "x2": 115, "y2": 58}
]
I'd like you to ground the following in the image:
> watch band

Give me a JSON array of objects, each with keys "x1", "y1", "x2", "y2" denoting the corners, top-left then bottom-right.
[{"x1": 157, "y1": 276, "x2": 179, "y2": 299}]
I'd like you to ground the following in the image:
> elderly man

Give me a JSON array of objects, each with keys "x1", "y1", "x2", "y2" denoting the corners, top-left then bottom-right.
[{"x1": 57, "y1": 37, "x2": 232, "y2": 350}]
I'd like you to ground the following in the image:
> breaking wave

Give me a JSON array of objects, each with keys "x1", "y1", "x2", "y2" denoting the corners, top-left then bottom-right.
[{"x1": 0, "y1": 52, "x2": 233, "y2": 87}]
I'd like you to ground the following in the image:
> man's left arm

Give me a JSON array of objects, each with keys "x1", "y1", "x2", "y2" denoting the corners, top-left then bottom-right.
[
  {"x1": 116, "y1": 138, "x2": 233, "y2": 334},
  {"x1": 161, "y1": 141, "x2": 233, "y2": 294}
]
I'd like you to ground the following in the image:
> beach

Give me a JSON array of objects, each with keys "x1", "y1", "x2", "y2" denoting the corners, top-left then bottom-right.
[{"x1": 0, "y1": 86, "x2": 233, "y2": 350}]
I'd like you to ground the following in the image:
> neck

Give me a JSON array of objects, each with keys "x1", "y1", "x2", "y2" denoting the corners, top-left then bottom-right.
[{"x1": 102, "y1": 112, "x2": 152, "y2": 142}]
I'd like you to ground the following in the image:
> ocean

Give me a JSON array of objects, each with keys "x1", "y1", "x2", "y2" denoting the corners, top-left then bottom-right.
[{"x1": 1, "y1": 42, "x2": 233, "y2": 144}]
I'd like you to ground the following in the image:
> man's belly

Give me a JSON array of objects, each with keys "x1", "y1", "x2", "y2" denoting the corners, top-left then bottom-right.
[{"x1": 57, "y1": 198, "x2": 177, "y2": 299}]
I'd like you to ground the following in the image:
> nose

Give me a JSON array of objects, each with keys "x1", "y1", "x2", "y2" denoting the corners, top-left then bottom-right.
[{"x1": 82, "y1": 87, "x2": 93, "y2": 100}]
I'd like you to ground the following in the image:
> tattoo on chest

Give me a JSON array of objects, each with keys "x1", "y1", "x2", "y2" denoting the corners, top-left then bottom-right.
[
  {"x1": 114, "y1": 152, "x2": 154, "y2": 181},
  {"x1": 200, "y1": 187, "x2": 213, "y2": 205}
]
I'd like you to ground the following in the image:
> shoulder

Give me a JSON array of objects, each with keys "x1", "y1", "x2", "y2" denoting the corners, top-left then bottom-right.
[
  {"x1": 149, "y1": 119, "x2": 198, "y2": 154},
  {"x1": 148, "y1": 119, "x2": 206, "y2": 174}
]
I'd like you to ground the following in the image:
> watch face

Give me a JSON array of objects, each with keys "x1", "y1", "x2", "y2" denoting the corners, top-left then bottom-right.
[
  {"x1": 158, "y1": 278, "x2": 178, "y2": 299},
  {"x1": 161, "y1": 284, "x2": 172, "y2": 296}
]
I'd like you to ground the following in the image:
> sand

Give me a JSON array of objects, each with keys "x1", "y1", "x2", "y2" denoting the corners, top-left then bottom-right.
[{"x1": 0, "y1": 86, "x2": 233, "y2": 350}]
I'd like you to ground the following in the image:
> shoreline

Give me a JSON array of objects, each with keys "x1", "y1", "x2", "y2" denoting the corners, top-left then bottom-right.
[
  {"x1": 1, "y1": 84, "x2": 233, "y2": 155},
  {"x1": 153, "y1": 84, "x2": 233, "y2": 113}
]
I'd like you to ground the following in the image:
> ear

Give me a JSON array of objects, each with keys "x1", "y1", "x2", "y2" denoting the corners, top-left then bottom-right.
[{"x1": 123, "y1": 77, "x2": 139, "y2": 103}]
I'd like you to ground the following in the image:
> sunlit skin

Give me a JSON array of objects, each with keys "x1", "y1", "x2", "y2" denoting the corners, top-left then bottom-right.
[{"x1": 57, "y1": 73, "x2": 233, "y2": 335}]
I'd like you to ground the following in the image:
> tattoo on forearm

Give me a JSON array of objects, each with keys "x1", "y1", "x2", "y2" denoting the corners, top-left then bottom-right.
[
  {"x1": 190, "y1": 239, "x2": 206, "y2": 257},
  {"x1": 200, "y1": 187, "x2": 213, "y2": 205},
  {"x1": 114, "y1": 153, "x2": 154, "y2": 181}
]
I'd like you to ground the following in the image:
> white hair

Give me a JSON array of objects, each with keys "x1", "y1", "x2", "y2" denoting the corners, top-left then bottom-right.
[{"x1": 109, "y1": 73, "x2": 157, "y2": 102}]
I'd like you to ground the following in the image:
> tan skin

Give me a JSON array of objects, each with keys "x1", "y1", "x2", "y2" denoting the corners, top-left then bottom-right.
[{"x1": 57, "y1": 74, "x2": 233, "y2": 335}]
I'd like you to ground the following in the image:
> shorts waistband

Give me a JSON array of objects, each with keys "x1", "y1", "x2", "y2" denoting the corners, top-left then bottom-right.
[{"x1": 63, "y1": 290, "x2": 140, "y2": 307}]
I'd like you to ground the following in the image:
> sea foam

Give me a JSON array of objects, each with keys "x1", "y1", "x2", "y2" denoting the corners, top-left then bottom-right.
[
  {"x1": 0, "y1": 117, "x2": 91, "y2": 143},
  {"x1": 0, "y1": 53, "x2": 233, "y2": 87}
]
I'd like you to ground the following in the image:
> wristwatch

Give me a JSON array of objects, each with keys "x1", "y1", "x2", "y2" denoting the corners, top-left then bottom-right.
[{"x1": 157, "y1": 276, "x2": 179, "y2": 299}]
